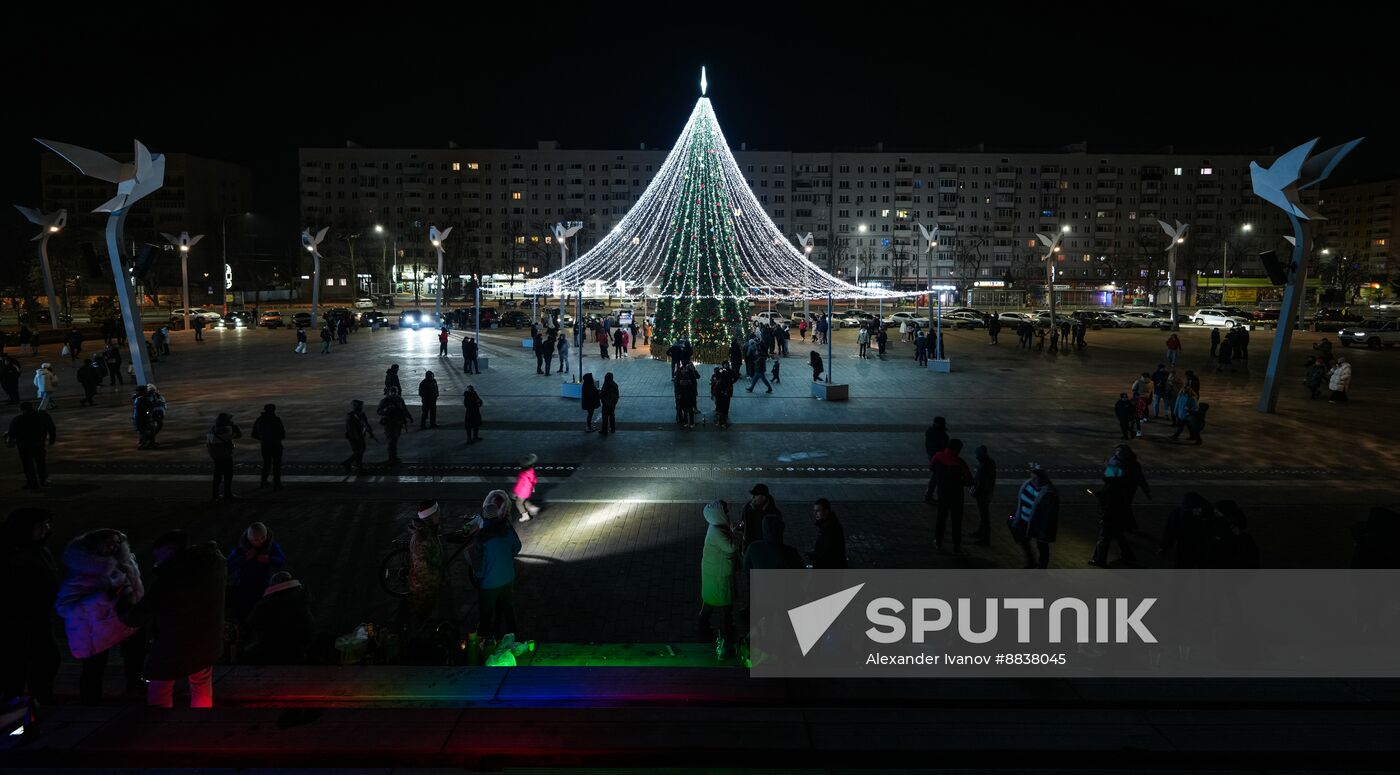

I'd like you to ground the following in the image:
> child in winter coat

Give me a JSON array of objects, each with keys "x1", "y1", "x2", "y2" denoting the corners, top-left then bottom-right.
[
  {"x1": 513, "y1": 453, "x2": 540, "y2": 522},
  {"x1": 54, "y1": 529, "x2": 146, "y2": 704}
]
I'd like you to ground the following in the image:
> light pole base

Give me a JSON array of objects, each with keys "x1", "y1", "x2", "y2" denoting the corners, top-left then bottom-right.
[
  {"x1": 560, "y1": 382, "x2": 583, "y2": 399},
  {"x1": 928, "y1": 358, "x2": 952, "y2": 373},
  {"x1": 812, "y1": 382, "x2": 849, "y2": 401},
  {"x1": 521, "y1": 338, "x2": 534, "y2": 348}
]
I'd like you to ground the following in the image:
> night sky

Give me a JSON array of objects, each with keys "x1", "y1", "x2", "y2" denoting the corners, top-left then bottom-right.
[{"x1": 6, "y1": 4, "x2": 1395, "y2": 244}]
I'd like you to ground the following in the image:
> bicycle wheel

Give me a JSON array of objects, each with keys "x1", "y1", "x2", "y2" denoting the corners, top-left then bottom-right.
[{"x1": 379, "y1": 546, "x2": 412, "y2": 598}]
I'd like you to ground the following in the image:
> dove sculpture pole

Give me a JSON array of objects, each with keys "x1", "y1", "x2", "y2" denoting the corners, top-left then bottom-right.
[
  {"x1": 1250, "y1": 137, "x2": 1363, "y2": 413},
  {"x1": 37, "y1": 139, "x2": 163, "y2": 386},
  {"x1": 14, "y1": 207, "x2": 67, "y2": 329},
  {"x1": 302, "y1": 227, "x2": 329, "y2": 325},
  {"x1": 430, "y1": 225, "x2": 453, "y2": 319},
  {"x1": 1157, "y1": 221, "x2": 1189, "y2": 332}
]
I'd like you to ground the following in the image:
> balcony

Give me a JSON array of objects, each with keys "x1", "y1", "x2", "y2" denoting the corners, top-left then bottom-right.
[
  {"x1": 938, "y1": 184, "x2": 959, "y2": 193},
  {"x1": 1196, "y1": 185, "x2": 1222, "y2": 196},
  {"x1": 1095, "y1": 186, "x2": 1118, "y2": 196},
  {"x1": 996, "y1": 180, "x2": 1016, "y2": 193}
]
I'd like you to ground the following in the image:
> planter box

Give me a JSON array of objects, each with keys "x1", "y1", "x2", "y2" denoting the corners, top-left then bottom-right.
[
  {"x1": 811, "y1": 382, "x2": 849, "y2": 401},
  {"x1": 521, "y1": 338, "x2": 534, "y2": 348},
  {"x1": 560, "y1": 382, "x2": 582, "y2": 399},
  {"x1": 928, "y1": 359, "x2": 952, "y2": 373},
  {"x1": 471, "y1": 357, "x2": 489, "y2": 371}
]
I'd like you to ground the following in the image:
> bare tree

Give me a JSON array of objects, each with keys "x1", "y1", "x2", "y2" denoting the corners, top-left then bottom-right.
[{"x1": 951, "y1": 236, "x2": 987, "y2": 300}]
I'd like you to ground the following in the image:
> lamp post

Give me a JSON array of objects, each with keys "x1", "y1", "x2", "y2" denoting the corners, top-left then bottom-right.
[
  {"x1": 1035, "y1": 225, "x2": 1071, "y2": 336},
  {"x1": 374, "y1": 224, "x2": 388, "y2": 297},
  {"x1": 13, "y1": 206, "x2": 67, "y2": 328},
  {"x1": 1222, "y1": 222, "x2": 1252, "y2": 304},
  {"x1": 341, "y1": 231, "x2": 360, "y2": 301},
  {"x1": 302, "y1": 227, "x2": 329, "y2": 324},
  {"x1": 1158, "y1": 220, "x2": 1190, "y2": 331},
  {"x1": 159, "y1": 231, "x2": 204, "y2": 332},
  {"x1": 429, "y1": 224, "x2": 453, "y2": 319}
]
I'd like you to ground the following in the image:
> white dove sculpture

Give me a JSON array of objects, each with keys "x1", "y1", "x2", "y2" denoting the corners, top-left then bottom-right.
[
  {"x1": 1158, "y1": 219, "x2": 1189, "y2": 247},
  {"x1": 36, "y1": 139, "x2": 166, "y2": 213},
  {"x1": 795, "y1": 232, "x2": 814, "y2": 252},
  {"x1": 1250, "y1": 137, "x2": 1364, "y2": 221},
  {"x1": 15, "y1": 206, "x2": 67, "y2": 240},
  {"x1": 430, "y1": 225, "x2": 453, "y2": 246},
  {"x1": 301, "y1": 226, "x2": 329, "y2": 257},
  {"x1": 160, "y1": 231, "x2": 205, "y2": 251},
  {"x1": 552, "y1": 222, "x2": 583, "y2": 264},
  {"x1": 914, "y1": 222, "x2": 939, "y2": 251}
]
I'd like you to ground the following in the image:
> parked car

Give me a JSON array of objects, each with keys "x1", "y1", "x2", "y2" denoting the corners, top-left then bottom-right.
[
  {"x1": 1072, "y1": 310, "x2": 1121, "y2": 328},
  {"x1": 1338, "y1": 319, "x2": 1400, "y2": 348},
  {"x1": 883, "y1": 311, "x2": 929, "y2": 330},
  {"x1": 1117, "y1": 311, "x2": 1166, "y2": 328},
  {"x1": 939, "y1": 311, "x2": 985, "y2": 329},
  {"x1": 291, "y1": 312, "x2": 313, "y2": 328},
  {"x1": 259, "y1": 310, "x2": 285, "y2": 328},
  {"x1": 1190, "y1": 308, "x2": 1251, "y2": 328},
  {"x1": 27, "y1": 310, "x2": 74, "y2": 326},
  {"x1": 171, "y1": 308, "x2": 223, "y2": 324},
  {"x1": 834, "y1": 312, "x2": 866, "y2": 328},
  {"x1": 323, "y1": 307, "x2": 356, "y2": 329},
  {"x1": 358, "y1": 310, "x2": 389, "y2": 328},
  {"x1": 947, "y1": 307, "x2": 986, "y2": 318},
  {"x1": 581, "y1": 299, "x2": 606, "y2": 309},
  {"x1": 996, "y1": 311, "x2": 1038, "y2": 325},
  {"x1": 1314, "y1": 307, "x2": 1366, "y2": 324},
  {"x1": 353, "y1": 298, "x2": 375, "y2": 310},
  {"x1": 752, "y1": 311, "x2": 791, "y2": 327},
  {"x1": 498, "y1": 310, "x2": 531, "y2": 328}
]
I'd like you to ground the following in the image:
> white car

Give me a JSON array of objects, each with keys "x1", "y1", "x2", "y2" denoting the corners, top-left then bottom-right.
[
  {"x1": 353, "y1": 298, "x2": 375, "y2": 310},
  {"x1": 996, "y1": 311, "x2": 1037, "y2": 324},
  {"x1": 171, "y1": 308, "x2": 223, "y2": 323},
  {"x1": 752, "y1": 311, "x2": 790, "y2": 327},
  {"x1": 939, "y1": 312, "x2": 986, "y2": 329},
  {"x1": 1338, "y1": 319, "x2": 1400, "y2": 348},
  {"x1": 1118, "y1": 311, "x2": 1166, "y2": 328},
  {"x1": 884, "y1": 311, "x2": 930, "y2": 329},
  {"x1": 1191, "y1": 308, "x2": 1251, "y2": 328}
]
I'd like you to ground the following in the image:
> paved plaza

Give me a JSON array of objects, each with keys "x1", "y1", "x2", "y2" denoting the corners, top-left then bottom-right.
[{"x1": 4, "y1": 318, "x2": 1396, "y2": 647}]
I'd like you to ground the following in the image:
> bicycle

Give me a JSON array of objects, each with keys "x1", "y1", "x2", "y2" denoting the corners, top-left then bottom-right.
[{"x1": 378, "y1": 514, "x2": 481, "y2": 598}]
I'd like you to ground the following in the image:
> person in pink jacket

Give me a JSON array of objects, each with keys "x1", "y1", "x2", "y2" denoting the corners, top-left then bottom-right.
[{"x1": 513, "y1": 453, "x2": 540, "y2": 522}]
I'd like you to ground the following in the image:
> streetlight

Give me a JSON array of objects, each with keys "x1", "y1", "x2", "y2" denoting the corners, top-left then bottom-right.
[
  {"x1": 160, "y1": 231, "x2": 205, "y2": 332},
  {"x1": 1222, "y1": 222, "x2": 1252, "y2": 304},
  {"x1": 13, "y1": 206, "x2": 67, "y2": 328}
]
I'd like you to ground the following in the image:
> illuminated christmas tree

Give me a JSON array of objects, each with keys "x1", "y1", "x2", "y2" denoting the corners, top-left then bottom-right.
[{"x1": 524, "y1": 68, "x2": 901, "y2": 361}]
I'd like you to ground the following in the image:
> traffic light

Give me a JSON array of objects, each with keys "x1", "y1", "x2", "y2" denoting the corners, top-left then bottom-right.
[{"x1": 1258, "y1": 250, "x2": 1291, "y2": 286}]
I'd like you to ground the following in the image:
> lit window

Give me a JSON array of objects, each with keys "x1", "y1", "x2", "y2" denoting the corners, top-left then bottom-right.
[
  {"x1": 1379, "y1": 239, "x2": 1388, "y2": 246},
  {"x1": 1200, "y1": 167, "x2": 1213, "y2": 175},
  {"x1": 325, "y1": 278, "x2": 334, "y2": 286},
  {"x1": 1128, "y1": 211, "x2": 1137, "y2": 220},
  {"x1": 514, "y1": 236, "x2": 525, "y2": 245},
  {"x1": 881, "y1": 209, "x2": 891, "y2": 217},
  {"x1": 339, "y1": 278, "x2": 347, "y2": 286},
  {"x1": 511, "y1": 192, "x2": 523, "y2": 200},
  {"x1": 452, "y1": 162, "x2": 461, "y2": 171},
  {"x1": 1173, "y1": 167, "x2": 1183, "y2": 176},
  {"x1": 530, "y1": 235, "x2": 540, "y2": 243},
  {"x1": 896, "y1": 209, "x2": 909, "y2": 218},
  {"x1": 467, "y1": 162, "x2": 480, "y2": 171}
]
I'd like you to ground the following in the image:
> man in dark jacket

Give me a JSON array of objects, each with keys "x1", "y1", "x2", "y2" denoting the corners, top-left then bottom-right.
[
  {"x1": 121, "y1": 531, "x2": 225, "y2": 708},
  {"x1": 1209, "y1": 327, "x2": 1221, "y2": 357},
  {"x1": 462, "y1": 336, "x2": 480, "y2": 374},
  {"x1": 1090, "y1": 466, "x2": 1137, "y2": 567},
  {"x1": 922, "y1": 416, "x2": 949, "y2": 502},
  {"x1": 418, "y1": 371, "x2": 440, "y2": 429},
  {"x1": 206, "y1": 413, "x2": 242, "y2": 501},
  {"x1": 5, "y1": 402, "x2": 56, "y2": 490},
  {"x1": 932, "y1": 439, "x2": 973, "y2": 554},
  {"x1": 810, "y1": 349, "x2": 824, "y2": 382},
  {"x1": 104, "y1": 343, "x2": 123, "y2": 386},
  {"x1": 0, "y1": 352, "x2": 21, "y2": 403},
  {"x1": 377, "y1": 388, "x2": 413, "y2": 464},
  {"x1": 808, "y1": 499, "x2": 847, "y2": 568},
  {"x1": 76, "y1": 355, "x2": 102, "y2": 406},
  {"x1": 969, "y1": 445, "x2": 996, "y2": 546},
  {"x1": 251, "y1": 404, "x2": 286, "y2": 489},
  {"x1": 342, "y1": 399, "x2": 376, "y2": 475},
  {"x1": 244, "y1": 571, "x2": 314, "y2": 665},
  {"x1": 0, "y1": 508, "x2": 60, "y2": 704},
  {"x1": 384, "y1": 364, "x2": 402, "y2": 396},
  {"x1": 738, "y1": 484, "x2": 782, "y2": 556},
  {"x1": 1114, "y1": 393, "x2": 1139, "y2": 440},
  {"x1": 742, "y1": 514, "x2": 804, "y2": 571}
]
